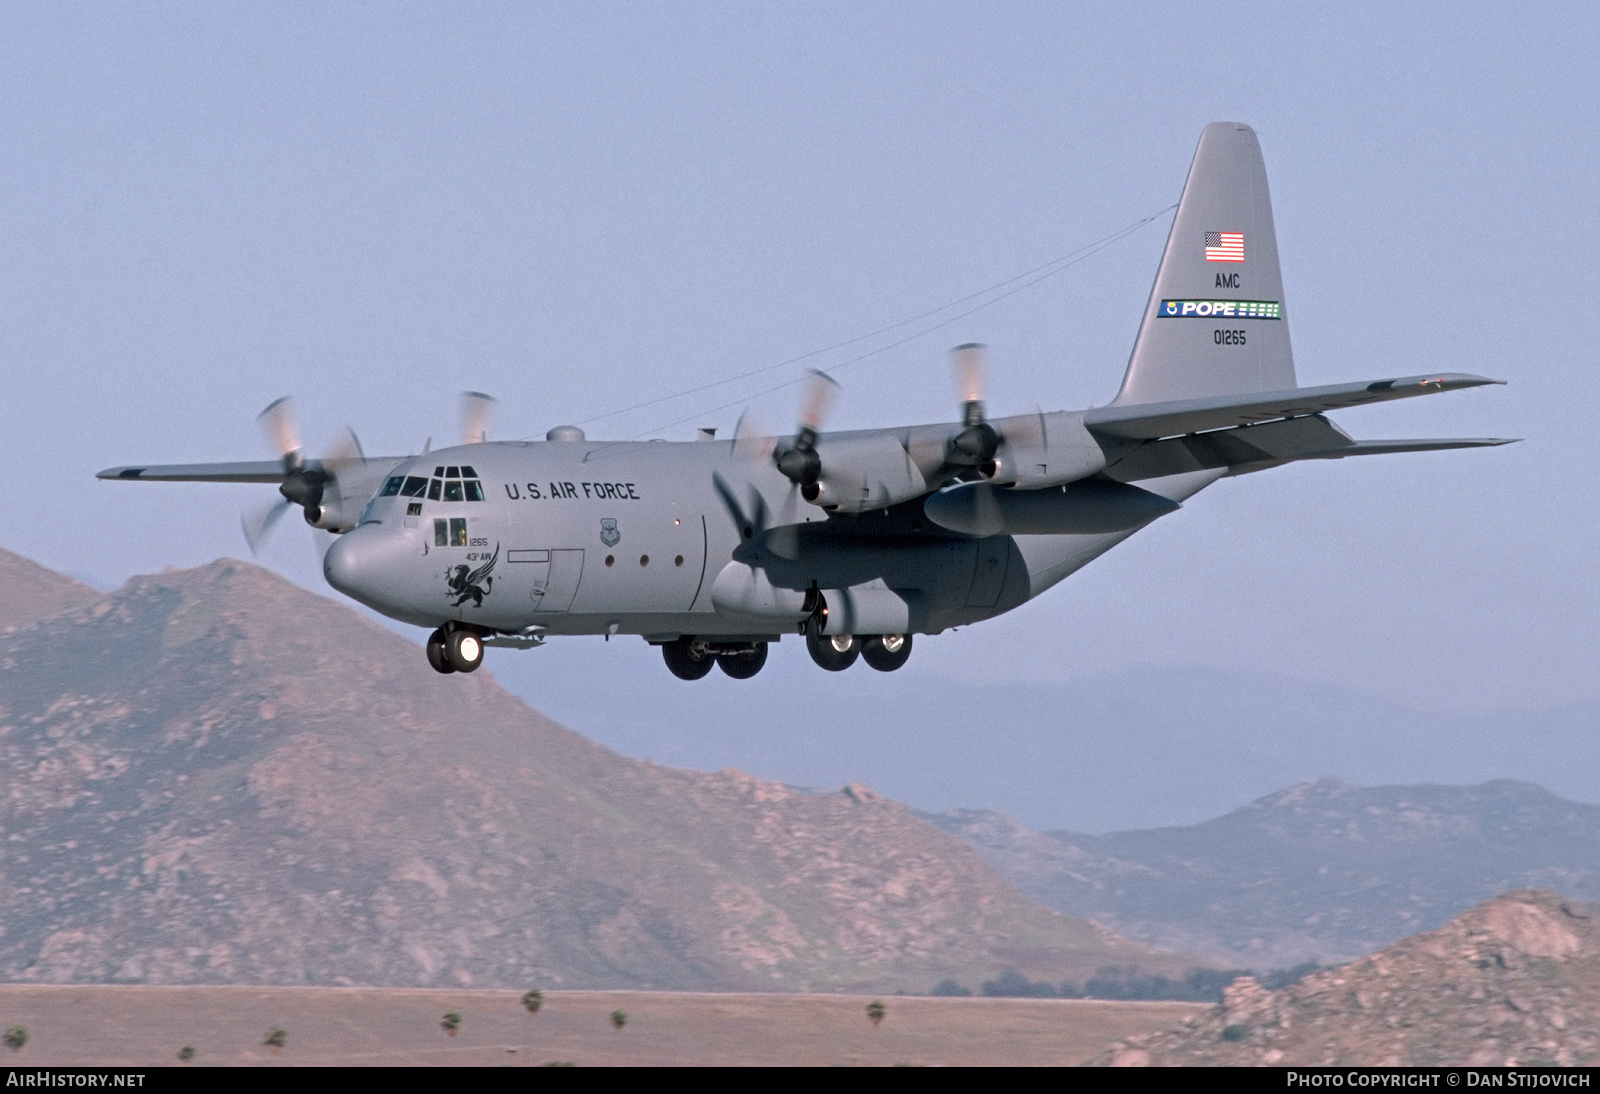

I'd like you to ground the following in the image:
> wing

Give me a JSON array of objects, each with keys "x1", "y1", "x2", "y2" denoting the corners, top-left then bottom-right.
[
  {"x1": 97, "y1": 461, "x2": 291, "y2": 483},
  {"x1": 97, "y1": 457, "x2": 413, "y2": 484}
]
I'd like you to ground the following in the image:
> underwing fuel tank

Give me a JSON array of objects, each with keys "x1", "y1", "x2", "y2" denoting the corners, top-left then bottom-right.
[{"x1": 923, "y1": 478, "x2": 1179, "y2": 537}]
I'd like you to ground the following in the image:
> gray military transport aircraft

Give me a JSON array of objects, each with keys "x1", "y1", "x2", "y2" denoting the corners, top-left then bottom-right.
[{"x1": 101, "y1": 123, "x2": 1511, "y2": 680}]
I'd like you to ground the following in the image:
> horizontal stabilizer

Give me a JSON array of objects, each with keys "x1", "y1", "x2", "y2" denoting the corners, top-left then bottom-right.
[
  {"x1": 1300, "y1": 437, "x2": 1518, "y2": 459},
  {"x1": 1086, "y1": 373, "x2": 1503, "y2": 441},
  {"x1": 1105, "y1": 412, "x2": 1516, "y2": 483}
]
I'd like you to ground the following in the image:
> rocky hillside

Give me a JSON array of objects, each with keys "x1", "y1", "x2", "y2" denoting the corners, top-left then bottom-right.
[
  {"x1": 0, "y1": 548, "x2": 100, "y2": 633},
  {"x1": 0, "y1": 555, "x2": 1185, "y2": 992},
  {"x1": 1095, "y1": 890, "x2": 1600, "y2": 1066},
  {"x1": 929, "y1": 779, "x2": 1600, "y2": 968}
]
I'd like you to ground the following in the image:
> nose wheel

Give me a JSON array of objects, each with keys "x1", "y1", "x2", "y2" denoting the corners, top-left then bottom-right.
[{"x1": 427, "y1": 626, "x2": 485, "y2": 674}]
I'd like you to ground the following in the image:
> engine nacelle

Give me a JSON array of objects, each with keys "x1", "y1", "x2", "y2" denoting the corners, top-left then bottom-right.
[
  {"x1": 804, "y1": 434, "x2": 929, "y2": 513},
  {"x1": 304, "y1": 499, "x2": 359, "y2": 533}
]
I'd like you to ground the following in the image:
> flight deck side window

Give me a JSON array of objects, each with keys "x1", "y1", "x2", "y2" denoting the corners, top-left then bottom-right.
[
  {"x1": 464, "y1": 480, "x2": 484, "y2": 502},
  {"x1": 460, "y1": 466, "x2": 478, "y2": 478},
  {"x1": 379, "y1": 476, "x2": 404, "y2": 497},
  {"x1": 427, "y1": 478, "x2": 442, "y2": 501},
  {"x1": 449, "y1": 517, "x2": 467, "y2": 546},
  {"x1": 443, "y1": 480, "x2": 464, "y2": 502},
  {"x1": 400, "y1": 476, "x2": 428, "y2": 498},
  {"x1": 433, "y1": 519, "x2": 448, "y2": 547}
]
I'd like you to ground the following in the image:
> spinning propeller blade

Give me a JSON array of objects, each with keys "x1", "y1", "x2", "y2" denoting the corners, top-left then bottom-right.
[
  {"x1": 944, "y1": 343, "x2": 1043, "y2": 474},
  {"x1": 241, "y1": 398, "x2": 365, "y2": 552},
  {"x1": 258, "y1": 396, "x2": 304, "y2": 469},
  {"x1": 241, "y1": 498, "x2": 291, "y2": 555},
  {"x1": 460, "y1": 391, "x2": 497, "y2": 445}
]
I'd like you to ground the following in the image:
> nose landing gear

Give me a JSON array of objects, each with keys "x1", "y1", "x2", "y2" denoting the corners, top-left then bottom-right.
[{"x1": 426, "y1": 626, "x2": 485, "y2": 674}]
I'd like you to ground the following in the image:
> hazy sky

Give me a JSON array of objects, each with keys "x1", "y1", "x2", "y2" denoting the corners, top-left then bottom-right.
[{"x1": 4, "y1": 2, "x2": 1595, "y2": 718}]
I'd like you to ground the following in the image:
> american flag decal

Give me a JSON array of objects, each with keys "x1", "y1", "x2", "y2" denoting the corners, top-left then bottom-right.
[{"x1": 1205, "y1": 231, "x2": 1245, "y2": 262}]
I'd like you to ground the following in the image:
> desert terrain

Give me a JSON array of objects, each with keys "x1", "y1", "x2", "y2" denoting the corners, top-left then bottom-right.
[{"x1": 0, "y1": 985, "x2": 1200, "y2": 1067}]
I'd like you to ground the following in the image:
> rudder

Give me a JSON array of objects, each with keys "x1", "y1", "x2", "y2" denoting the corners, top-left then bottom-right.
[{"x1": 1113, "y1": 123, "x2": 1296, "y2": 405}]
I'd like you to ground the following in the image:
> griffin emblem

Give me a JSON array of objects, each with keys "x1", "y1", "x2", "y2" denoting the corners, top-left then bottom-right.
[{"x1": 446, "y1": 545, "x2": 498, "y2": 608}]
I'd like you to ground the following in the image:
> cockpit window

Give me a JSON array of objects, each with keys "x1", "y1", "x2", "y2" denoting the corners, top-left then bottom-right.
[
  {"x1": 434, "y1": 466, "x2": 445, "y2": 478},
  {"x1": 379, "y1": 475, "x2": 404, "y2": 497},
  {"x1": 460, "y1": 465, "x2": 478, "y2": 478},
  {"x1": 464, "y1": 480, "x2": 484, "y2": 502},
  {"x1": 443, "y1": 480, "x2": 464, "y2": 502},
  {"x1": 445, "y1": 466, "x2": 460, "y2": 478},
  {"x1": 400, "y1": 476, "x2": 428, "y2": 498},
  {"x1": 427, "y1": 478, "x2": 442, "y2": 501}
]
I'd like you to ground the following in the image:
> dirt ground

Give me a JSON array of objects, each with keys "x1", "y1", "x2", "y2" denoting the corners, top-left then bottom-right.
[{"x1": 0, "y1": 984, "x2": 1204, "y2": 1066}]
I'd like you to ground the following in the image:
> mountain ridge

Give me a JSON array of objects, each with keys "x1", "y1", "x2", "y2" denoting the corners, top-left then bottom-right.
[
  {"x1": 928, "y1": 778, "x2": 1600, "y2": 968},
  {"x1": 0, "y1": 552, "x2": 1187, "y2": 992}
]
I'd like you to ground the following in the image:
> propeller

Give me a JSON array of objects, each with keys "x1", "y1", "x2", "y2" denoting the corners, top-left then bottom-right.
[
  {"x1": 460, "y1": 390, "x2": 497, "y2": 445},
  {"x1": 719, "y1": 373, "x2": 840, "y2": 556},
  {"x1": 240, "y1": 397, "x2": 367, "y2": 554},
  {"x1": 944, "y1": 343, "x2": 1045, "y2": 480},
  {"x1": 946, "y1": 344, "x2": 1002, "y2": 470},
  {"x1": 772, "y1": 370, "x2": 840, "y2": 500}
]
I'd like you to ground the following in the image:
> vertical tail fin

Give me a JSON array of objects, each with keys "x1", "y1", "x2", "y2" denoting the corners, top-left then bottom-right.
[{"x1": 1113, "y1": 123, "x2": 1296, "y2": 406}]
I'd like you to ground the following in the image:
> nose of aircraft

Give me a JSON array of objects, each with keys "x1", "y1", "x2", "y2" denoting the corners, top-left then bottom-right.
[{"x1": 324, "y1": 523, "x2": 410, "y2": 611}]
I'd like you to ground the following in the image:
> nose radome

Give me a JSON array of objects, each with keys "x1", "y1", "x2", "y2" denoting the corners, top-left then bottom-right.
[
  {"x1": 322, "y1": 529, "x2": 364, "y2": 597},
  {"x1": 324, "y1": 522, "x2": 424, "y2": 616}
]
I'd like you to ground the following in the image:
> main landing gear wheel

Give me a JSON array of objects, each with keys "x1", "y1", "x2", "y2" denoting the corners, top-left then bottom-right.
[
  {"x1": 861, "y1": 633, "x2": 912, "y2": 672},
  {"x1": 806, "y1": 617, "x2": 860, "y2": 671},
  {"x1": 428, "y1": 627, "x2": 485, "y2": 674},
  {"x1": 662, "y1": 636, "x2": 715, "y2": 680},
  {"x1": 718, "y1": 642, "x2": 768, "y2": 679}
]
